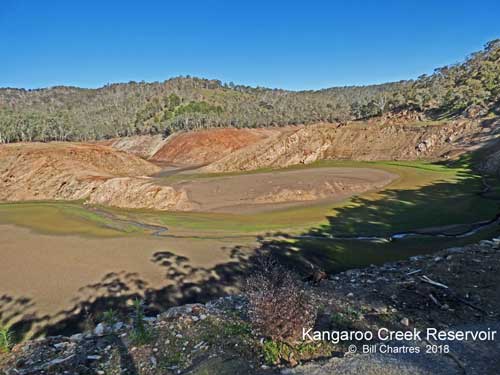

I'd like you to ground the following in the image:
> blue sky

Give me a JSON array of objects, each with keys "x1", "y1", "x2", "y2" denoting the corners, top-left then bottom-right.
[{"x1": 1, "y1": 0, "x2": 499, "y2": 90}]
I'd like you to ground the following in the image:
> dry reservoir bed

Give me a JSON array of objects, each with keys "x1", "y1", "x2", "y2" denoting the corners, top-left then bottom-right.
[
  {"x1": 0, "y1": 224, "x2": 256, "y2": 336},
  {"x1": 0, "y1": 166, "x2": 396, "y2": 334},
  {"x1": 164, "y1": 167, "x2": 397, "y2": 213}
]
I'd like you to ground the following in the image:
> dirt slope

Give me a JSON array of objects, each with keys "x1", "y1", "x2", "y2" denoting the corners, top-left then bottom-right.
[
  {"x1": 478, "y1": 126, "x2": 500, "y2": 176},
  {"x1": 202, "y1": 121, "x2": 486, "y2": 172},
  {"x1": 87, "y1": 177, "x2": 193, "y2": 211},
  {"x1": 0, "y1": 142, "x2": 395, "y2": 212},
  {"x1": 0, "y1": 143, "x2": 175, "y2": 206},
  {"x1": 2, "y1": 119, "x2": 496, "y2": 210},
  {"x1": 149, "y1": 128, "x2": 281, "y2": 165},
  {"x1": 106, "y1": 135, "x2": 166, "y2": 159}
]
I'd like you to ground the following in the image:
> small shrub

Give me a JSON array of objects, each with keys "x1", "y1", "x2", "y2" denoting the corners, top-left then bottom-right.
[
  {"x1": 130, "y1": 299, "x2": 153, "y2": 345},
  {"x1": 102, "y1": 308, "x2": 119, "y2": 326},
  {"x1": 244, "y1": 255, "x2": 317, "y2": 343},
  {"x1": 262, "y1": 340, "x2": 287, "y2": 365},
  {"x1": 0, "y1": 326, "x2": 13, "y2": 353}
]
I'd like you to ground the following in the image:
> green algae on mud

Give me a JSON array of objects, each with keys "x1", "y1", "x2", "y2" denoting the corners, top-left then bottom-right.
[
  {"x1": 0, "y1": 160, "x2": 497, "y2": 238},
  {"x1": 151, "y1": 159, "x2": 497, "y2": 236},
  {"x1": 0, "y1": 202, "x2": 145, "y2": 237},
  {"x1": 275, "y1": 225, "x2": 500, "y2": 274}
]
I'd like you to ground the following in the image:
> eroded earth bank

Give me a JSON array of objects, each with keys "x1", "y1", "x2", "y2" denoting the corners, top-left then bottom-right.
[{"x1": 2, "y1": 118, "x2": 499, "y2": 211}]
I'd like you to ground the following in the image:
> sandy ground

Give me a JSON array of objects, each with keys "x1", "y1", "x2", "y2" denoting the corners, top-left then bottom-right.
[
  {"x1": 0, "y1": 225, "x2": 255, "y2": 334},
  {"x1": 166, "y1": 167, "x2": 397, "y2": 213}
]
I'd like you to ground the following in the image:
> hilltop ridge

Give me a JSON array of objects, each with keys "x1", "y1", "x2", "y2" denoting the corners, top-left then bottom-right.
[{"x1": 0, "y1": 40, "x2": 498, "y2": 144}]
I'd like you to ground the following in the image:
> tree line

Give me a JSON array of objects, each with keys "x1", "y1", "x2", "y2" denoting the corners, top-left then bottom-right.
[{"x1": 0, "y1": 40, "x2": 498, "y2": 144}]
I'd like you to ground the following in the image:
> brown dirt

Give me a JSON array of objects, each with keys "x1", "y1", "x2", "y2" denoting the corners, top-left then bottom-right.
[
  {"x1": 2, "y1": 118, "x2": 497, "y2": 210},
  {"x1": 0, "y1": 224, "x2": 247, "y2": 335},
  {"x1": 0, "y1": 142, "x2": 202, "y2": 211},
  {"x1": 0, "y1": 142, "x2": 160, "y2": 201},
  {"x1": 167, "y1": 167, "x2": 397, "y2": 213},
  {"x1": 103, "y1": 119, "x2": 499, "y2": 176},
  {"x1": 107, "y1": 134, "x2": 166, "y2": 159},
  {"x1": 202, "y1": 120, "x2": 490, "y2": 172},
  {"x1": 0, "y1": 141, "x2": 396, "y2": 212},
  {"x1": 149, "y1": 127, "x2": 281, "y2": 165},
  {"x1": 86, "y1": 177, "x2": 194, "y2": 211}
]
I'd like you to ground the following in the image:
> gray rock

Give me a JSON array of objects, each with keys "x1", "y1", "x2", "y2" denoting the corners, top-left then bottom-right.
[
  {"x1": 48, "y1": 354, "x2": 76, "y2": 366},
  {"x1": 94, "y1": 323, "x2": 105, "y2": 336},
  {"x1": 113, "y1": 321, "x2": 124, "y2": 331},
  {"x1": 479, "y1": 240, "x2": 494, "y2": 247},
  {"x1": 160, "y1": 303, "x2": 204, "y2": 319},
  {"x1": 446, "y1": 247, "x2": 465, "y2": 254},
  {"x1": 150, "y1": 356, "x2": 157, "y2": 368},
  {"x1": 70, "y1": 333, "x2": 83, "y2": 342}
]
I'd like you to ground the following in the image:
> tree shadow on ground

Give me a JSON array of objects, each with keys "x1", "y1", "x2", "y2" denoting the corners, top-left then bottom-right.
[
  {"x1": 267, "y1": 156, "x2": 500, "y2": 275},
  {"x1": 1, "y1": 244, "x2": 262, "y2": 373},
  {"x1": 36, "y1": 244, "x2": 258, "y2": 337},
  {"x1": 20, "y1": 153, "x2": 500, "y2": 338},
  {"x1": 0, "y1": 294, "x2": 50, "y2": 344}
]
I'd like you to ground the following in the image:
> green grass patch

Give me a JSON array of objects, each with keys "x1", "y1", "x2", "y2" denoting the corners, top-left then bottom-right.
[{"x1": 0, "y1": 326, "x2": 13, "y2": 353}]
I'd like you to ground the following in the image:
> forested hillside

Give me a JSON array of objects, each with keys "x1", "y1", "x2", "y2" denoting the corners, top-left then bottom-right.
[{"x1": 0, "y1": 40, "x2": 498, "y2": 143}]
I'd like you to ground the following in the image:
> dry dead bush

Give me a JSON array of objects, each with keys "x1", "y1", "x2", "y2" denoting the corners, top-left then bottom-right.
[{"x1": 243, "y1": 255, "x2": 317, "y2": 343}]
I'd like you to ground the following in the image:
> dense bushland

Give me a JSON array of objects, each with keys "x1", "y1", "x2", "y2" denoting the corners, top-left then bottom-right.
[{"x1": 0, "y1": 40, "x2": 498, "y2": 143}]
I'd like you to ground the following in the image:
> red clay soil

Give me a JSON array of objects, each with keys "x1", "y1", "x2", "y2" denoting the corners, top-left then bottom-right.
[{"x1": 150, "y1": 128, "x2": 281, "y2": 165}]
